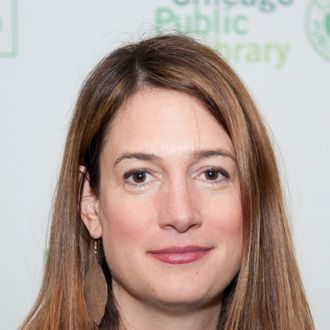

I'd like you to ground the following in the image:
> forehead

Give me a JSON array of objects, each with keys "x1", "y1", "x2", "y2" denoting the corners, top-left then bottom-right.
[{"x1": 104, "y1": 88, "x2": 233, "y2": 157}]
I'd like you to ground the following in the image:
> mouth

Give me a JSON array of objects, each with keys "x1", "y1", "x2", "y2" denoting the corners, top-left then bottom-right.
[{"x1": 148, "y1": 245, "x2": 213, "y2": 264}]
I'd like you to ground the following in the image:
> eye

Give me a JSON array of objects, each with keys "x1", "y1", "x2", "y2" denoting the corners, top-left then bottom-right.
[
  {"x1": 197, "y1": 167, "x2": 230, "y2": 184},
  {"x1": 123, "y1": 169, "x2": 154, "y2": 187}
]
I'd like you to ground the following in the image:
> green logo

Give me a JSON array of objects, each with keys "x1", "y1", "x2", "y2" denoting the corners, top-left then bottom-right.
[
  {"x1": 154, "y1": 1, "x2": 293, "y2": 69},
  {"x1": 305, "y1": 0, "x2": 330, "y2": 61},
  {"x1": 0, "y1": 0, "x2": 18, "y2": 58}
]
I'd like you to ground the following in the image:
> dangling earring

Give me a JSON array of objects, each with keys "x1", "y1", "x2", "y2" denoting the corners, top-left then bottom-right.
[{"x1": 83, "y1": 239, "x2": 108, "y2": 326}]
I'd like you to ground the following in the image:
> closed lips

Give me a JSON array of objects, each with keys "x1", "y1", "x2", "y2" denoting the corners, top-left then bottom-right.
[
  {"x1": 148, "y1": 246, "x2": 213, "y2": 264},
  {"x1": 148, "y1": 246, "x2": 212, "y2": 254}
]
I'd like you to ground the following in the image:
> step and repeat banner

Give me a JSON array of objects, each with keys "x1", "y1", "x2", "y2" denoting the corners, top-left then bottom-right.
[{"x1": 0, "y1": 1, "x2": 329, "y2": 329}]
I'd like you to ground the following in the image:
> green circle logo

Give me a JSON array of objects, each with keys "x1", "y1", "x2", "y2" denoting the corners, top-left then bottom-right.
[{"x1": 305, "y1": 0, "x2": 330, "y2": 61}]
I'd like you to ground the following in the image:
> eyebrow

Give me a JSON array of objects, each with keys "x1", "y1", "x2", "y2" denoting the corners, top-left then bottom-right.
[{"x1": 114, "y1": 149, "x2": 236, "y2": 167}]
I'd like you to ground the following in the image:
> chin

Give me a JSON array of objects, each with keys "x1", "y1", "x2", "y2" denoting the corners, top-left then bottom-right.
[
  {"x1": 144, "y1": 281, "x2": 223, "y2": 312},
  {"x1": 150, "y1": 292, "x2": 222, "y2": 314}
]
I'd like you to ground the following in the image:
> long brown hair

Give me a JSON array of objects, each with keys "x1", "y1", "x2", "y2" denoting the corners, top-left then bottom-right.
[{"x1": 21, "y1": 34, "x2": 314, "y2": 329}]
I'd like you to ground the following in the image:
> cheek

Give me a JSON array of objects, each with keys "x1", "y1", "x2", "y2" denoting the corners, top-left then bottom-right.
[
  {"x1": 200, "y1": 192, "x2": 243, "y2": 285},
  {"x1": 201, "y1": 192, "x2": 243, "y2": 248},
  {"x1": 98, "y1": 196, "x2": 150, "y2": 279},
  {"x1": 203, "y1": 189, "x2": 242, "y2": 224},
  {"x1": 99, "y1": 194, "x2": 155, "y2": 250}
]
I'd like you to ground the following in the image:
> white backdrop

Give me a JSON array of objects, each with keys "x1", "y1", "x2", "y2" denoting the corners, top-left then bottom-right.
[{"x1": 1, "y1": 1, "x2": 329, "y2": 329}]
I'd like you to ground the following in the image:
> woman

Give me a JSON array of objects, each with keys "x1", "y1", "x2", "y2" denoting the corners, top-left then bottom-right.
[{"x1": 21, "y1": 34, "x2": 314, "y2": 329}]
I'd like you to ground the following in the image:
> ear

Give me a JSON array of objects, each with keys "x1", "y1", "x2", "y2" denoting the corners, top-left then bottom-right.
[{"x1": 79, "y1": 166, "x2": 102, "y2": 239}]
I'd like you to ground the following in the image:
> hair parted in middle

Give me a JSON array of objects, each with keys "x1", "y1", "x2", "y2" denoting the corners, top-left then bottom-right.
[{"x1": 21, "y1": 34, "x2": 313, "y2": 329}]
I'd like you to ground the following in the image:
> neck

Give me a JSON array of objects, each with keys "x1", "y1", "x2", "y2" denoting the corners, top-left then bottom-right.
[{"x1": 113, "y1": 283, "x2": 222, "y2": 330}]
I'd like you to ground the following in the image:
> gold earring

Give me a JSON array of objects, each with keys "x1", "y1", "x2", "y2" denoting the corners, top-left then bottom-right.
[{"x1": 83, "y1": 239, "x2": 108, "y2": 326}]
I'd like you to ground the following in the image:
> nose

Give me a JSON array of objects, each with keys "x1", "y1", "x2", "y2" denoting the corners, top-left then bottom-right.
[{"x1": 157, "y1": 178, "x2": 202, "y2": 233}]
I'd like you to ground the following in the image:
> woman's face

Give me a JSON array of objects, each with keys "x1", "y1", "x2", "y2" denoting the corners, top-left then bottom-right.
[{"x1": 83, "y1": 88, "x2": 243, "y2": 312}]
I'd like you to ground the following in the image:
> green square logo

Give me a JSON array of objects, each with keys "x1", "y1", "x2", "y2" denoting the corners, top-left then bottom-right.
[{"x1": 0, "y1": 0, "x2": 18, "y2": 58}]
